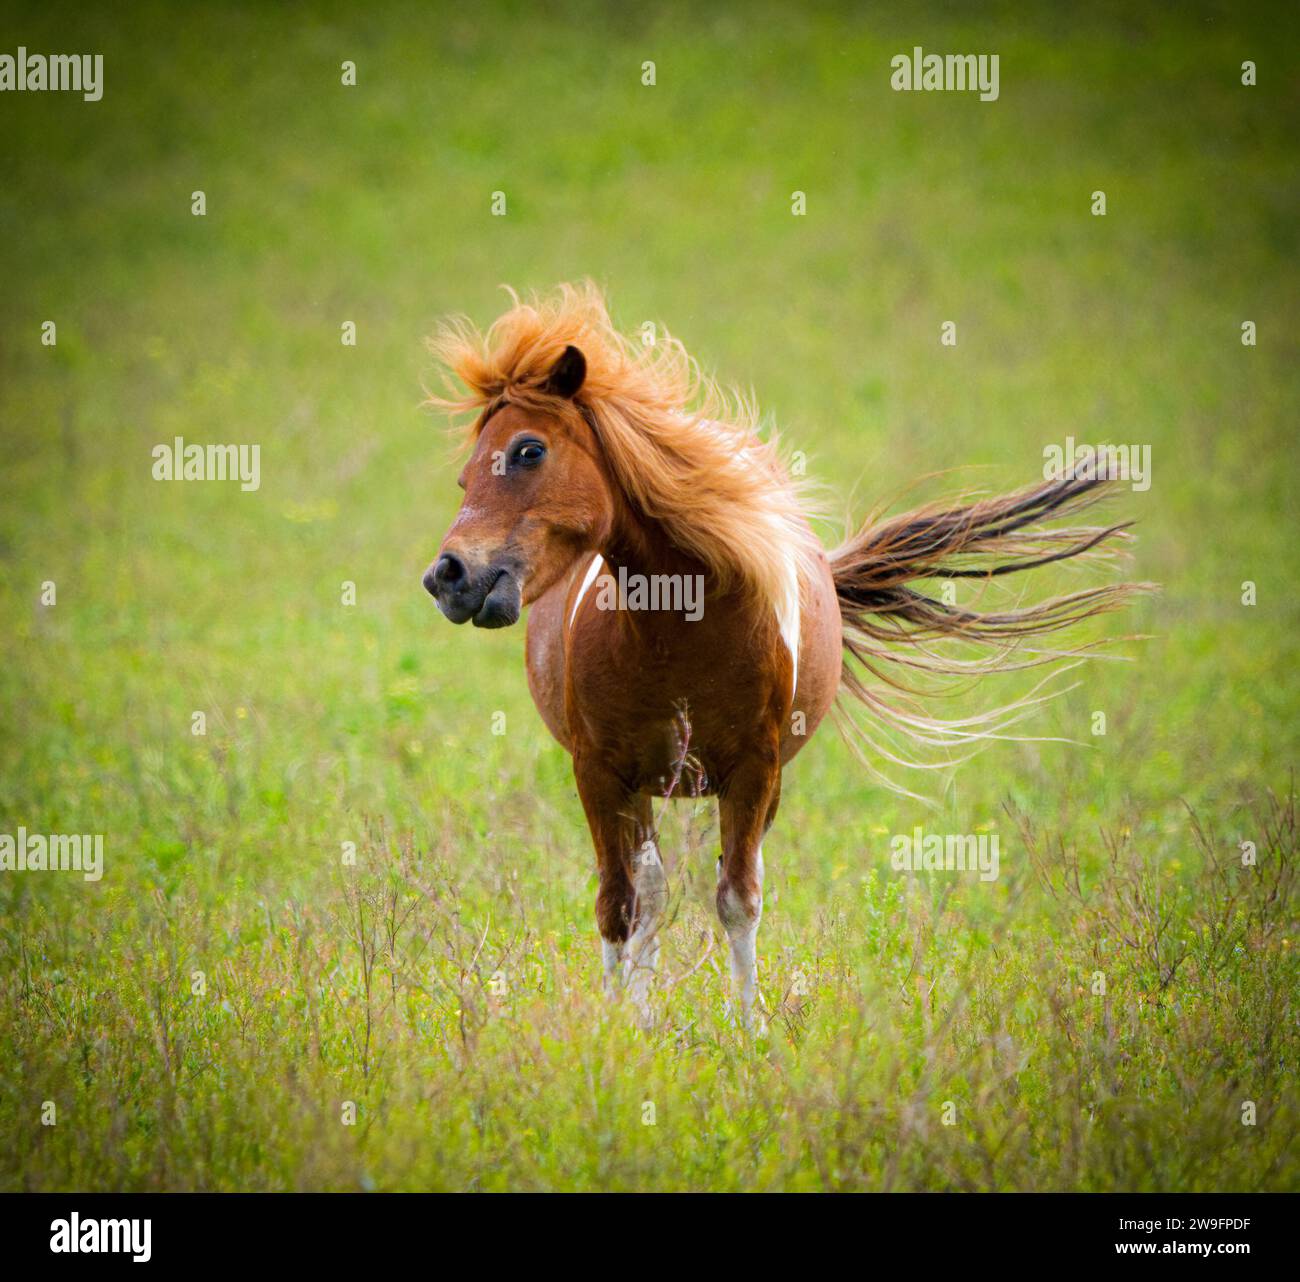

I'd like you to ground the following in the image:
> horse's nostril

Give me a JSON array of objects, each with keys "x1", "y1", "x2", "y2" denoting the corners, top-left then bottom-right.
[{"x1": 433, "y1": 552, "x2": 467, "y2": 590}]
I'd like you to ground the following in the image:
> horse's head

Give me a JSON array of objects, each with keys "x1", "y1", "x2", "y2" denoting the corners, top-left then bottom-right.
[{"x1": 423, "y1": 345, "x2": 612, "y2": 628}]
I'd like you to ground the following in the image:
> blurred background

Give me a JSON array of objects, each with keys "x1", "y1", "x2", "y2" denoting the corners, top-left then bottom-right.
[{"x1": 0, "y1": 0, "x2": 1296, "y2": 1191}]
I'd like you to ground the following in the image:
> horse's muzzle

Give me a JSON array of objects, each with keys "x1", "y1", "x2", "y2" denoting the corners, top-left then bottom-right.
[{"x1": 424, "y1": 554, "x2": 522, "y2": 629}]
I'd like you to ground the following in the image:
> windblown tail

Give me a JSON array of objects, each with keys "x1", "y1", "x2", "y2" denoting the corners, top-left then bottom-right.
[{"x1": 828, "y1": 465, "x2": 1156, "y2": 791}]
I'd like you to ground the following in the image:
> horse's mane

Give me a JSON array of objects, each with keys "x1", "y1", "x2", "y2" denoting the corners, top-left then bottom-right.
[{"x1": 426, "y1": 281, "x2": 821, "y2": 617}]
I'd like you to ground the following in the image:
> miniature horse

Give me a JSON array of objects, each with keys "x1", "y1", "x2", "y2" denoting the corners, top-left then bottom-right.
[{"x1": 423, "y1": 284, "x2": 1142, "y2": 1027}]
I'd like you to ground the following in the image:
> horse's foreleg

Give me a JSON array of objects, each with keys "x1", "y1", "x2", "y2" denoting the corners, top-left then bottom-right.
[
  {"x1": 600, "y1": 937, "x2": 624, "y2": 989},
  {"x1": 717, "y1": 749, "x2": 780, "y2": 1029},
  {"x1": 623, "y1": 832, "x2": 666, "y2": 1025},
  {"x1": 573, "y1": 758, "x2": 659, "y2": 1021}
]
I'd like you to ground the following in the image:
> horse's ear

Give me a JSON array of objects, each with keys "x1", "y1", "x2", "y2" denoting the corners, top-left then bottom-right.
[{"x1": 543, "y1": 344, "x2": 586, "y2": 399}]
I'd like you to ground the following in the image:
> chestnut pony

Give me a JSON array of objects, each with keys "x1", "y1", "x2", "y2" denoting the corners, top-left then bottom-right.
[{"x1": 423, "y1": 284, "x2": 1144, "y2": 1026}]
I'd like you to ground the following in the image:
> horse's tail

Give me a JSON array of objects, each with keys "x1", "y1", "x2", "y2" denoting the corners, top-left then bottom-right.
[{"x1": 826, "y1": 465, "x2": 1156, "y2": 793}]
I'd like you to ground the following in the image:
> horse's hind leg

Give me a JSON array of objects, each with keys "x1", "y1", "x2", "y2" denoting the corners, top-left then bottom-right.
[{"x1": 717, "y1": 749, "x2": 780, "y2": 1029}]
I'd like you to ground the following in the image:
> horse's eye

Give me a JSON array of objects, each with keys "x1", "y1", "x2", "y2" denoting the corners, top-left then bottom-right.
[{"x1": 514, "y1": 441, "x2": 546, "y2": 467}]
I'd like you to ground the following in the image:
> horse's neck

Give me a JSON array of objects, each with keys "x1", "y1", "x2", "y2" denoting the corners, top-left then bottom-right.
[
  {"x1": 591, "y1": 496, "x2": 797, "y2": 696},
  {"x1": 601, "y1": 502, "x2": 703, "y2": 585}
]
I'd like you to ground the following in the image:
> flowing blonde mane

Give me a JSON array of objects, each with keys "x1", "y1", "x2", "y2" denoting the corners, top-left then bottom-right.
[{"x1": 426, "y1": 282, "x2": 821, "y2": 619}]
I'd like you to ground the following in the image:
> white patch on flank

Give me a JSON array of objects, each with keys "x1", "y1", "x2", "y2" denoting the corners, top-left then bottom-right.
[
  {"x1": 569, "y1": 553, "x2": 605, "y2": 631},
  {"x1": 772, "y1": 545, "x2": 800, "y2": 704}
]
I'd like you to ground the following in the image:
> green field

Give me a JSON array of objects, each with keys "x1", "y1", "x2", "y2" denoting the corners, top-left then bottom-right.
[{"x1": 1, "y1": 0, "x2": 1297, "y2": 1191}]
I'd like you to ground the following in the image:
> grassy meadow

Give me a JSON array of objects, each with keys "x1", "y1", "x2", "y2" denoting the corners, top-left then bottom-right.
[{"x1": 0, "y1": 0, "x2": 1297, "y2": 1191}]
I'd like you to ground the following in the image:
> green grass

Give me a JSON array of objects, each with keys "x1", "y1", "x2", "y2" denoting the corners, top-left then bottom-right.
[{"x1": 1, "y1": 0, "x2": 1297, "y2": 1190}]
